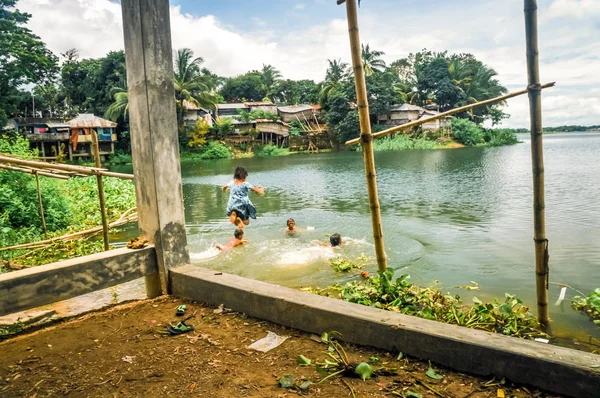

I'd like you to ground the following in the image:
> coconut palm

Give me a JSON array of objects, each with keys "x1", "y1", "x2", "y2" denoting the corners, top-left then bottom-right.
[
  {"x1": 319, "y1": 59, "x2": 349, "y2": 106},
  {"x1": 361, "y1": 44, "x2": 386, "y2": 76},
  {"x1": 173, "y1": 48, "x2": 218, "y2": 130},
  {"x1": 260, "y1": 64, "x2": 282, "y2": 95},
  {"x1": 104, "y1": 86, "x2": 129, "y2": 122}
]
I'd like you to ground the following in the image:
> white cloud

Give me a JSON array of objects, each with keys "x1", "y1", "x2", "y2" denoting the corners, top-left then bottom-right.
[
  {"x1": 295, "y1": 3, "x2": 305, "y2": 10},
  {"x1": 15, "y1": 0, "x2": 600, "y2": 127}
]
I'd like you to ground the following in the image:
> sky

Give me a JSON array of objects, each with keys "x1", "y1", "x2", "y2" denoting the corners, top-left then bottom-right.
[{"x1": 15, "y1": 0, "x2": 600, "y2": 128}]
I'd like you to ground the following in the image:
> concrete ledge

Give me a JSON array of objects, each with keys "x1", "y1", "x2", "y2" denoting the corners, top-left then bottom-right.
[
  {"x1": 171, "y1": 265, "x2": 600, "y2": 398},
  {"x1": 0, "y1": 247, "x2": 157, "y2": 316}
]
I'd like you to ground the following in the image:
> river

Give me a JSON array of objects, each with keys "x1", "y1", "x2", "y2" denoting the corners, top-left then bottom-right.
[{"x1": 113, "y1": 132, "x2": 600, "y2": 344}]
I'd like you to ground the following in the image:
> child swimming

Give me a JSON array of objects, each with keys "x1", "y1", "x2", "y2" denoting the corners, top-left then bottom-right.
[
  {"x1": 215, "y1": 228, "x2": 247, "y2": 252},
  {"x1": 314, "y1": 233, "x2": 343, "y2": 247},
  {"x1": 286, "y1": 218, "x2": 297, "y2": 235},
  {"x1": 222, "y1": 167, "x2": 264, "y2": 229},
  {"x1": 329, "y1": 233, "x2": 343, "y2": 247}
]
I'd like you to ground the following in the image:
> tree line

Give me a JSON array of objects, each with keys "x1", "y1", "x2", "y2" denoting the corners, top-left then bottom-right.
[{"x1": 2, "y1": 0, "x2": 513, "y2": 147}]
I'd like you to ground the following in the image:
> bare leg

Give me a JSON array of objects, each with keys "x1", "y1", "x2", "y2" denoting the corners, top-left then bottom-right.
[
  {"x1": 243, "y1": 219, "x2": 250, "y2": 226},
  {"x1": 235, "y1": 217, "x2": 245, "y2": 229},
  {"x1": 229, "y1": 211, "x2": 237, "y2": 224}
]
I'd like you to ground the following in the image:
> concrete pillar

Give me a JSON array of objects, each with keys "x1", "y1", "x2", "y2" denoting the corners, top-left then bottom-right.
[{"x1": 121, "y1": 0, "x2": 190, "y2": 297}]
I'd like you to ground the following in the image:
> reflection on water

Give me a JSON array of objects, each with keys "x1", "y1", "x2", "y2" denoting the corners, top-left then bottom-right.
[{"x1": 114, "y1": 132, "x2": 600, "y2": 341}]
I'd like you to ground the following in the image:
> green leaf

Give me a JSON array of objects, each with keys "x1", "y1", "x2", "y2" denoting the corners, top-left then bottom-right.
[
  {"x1": 299, "y1": 381, "x2": 313, "y2": 391},
  {"x1": 296, "y1": 355, "x2": 312, "y2": 366},
  {"x1": 406, "y1": 391, "x2": 422, "y2": 398},
  {"x1": 278, "y1": 375, "x2": 295, "y2": 388},
  {"x1": 354, "y1": 362, "x2": 373, "y2": 380},
  {"x1": 397, "y1": 352, "x2": 404, "y2": 360},
  {"x1": 426, "y1": 365, "x2": 443, "y2": 380}
]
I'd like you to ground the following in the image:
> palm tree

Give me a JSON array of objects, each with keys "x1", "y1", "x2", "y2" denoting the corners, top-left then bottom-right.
[
  {"x1": 104, "y1": 49, "x2": 218, "y2": 128},
  {"x1": 319, "y1": 59, "x2": 349, "y2": 106},
  {"x1": 361, "y1": 44, "x2": 386, "y2": 76},
  {"x1": 260, "y1": 64, "x2": 282, "y2": 95},
  {"x1": 104, "y1": 86, "x2": 129, "y2": 122},
  {"x1": 173, "y1": 48, "x2": 218, "y2": 130}
]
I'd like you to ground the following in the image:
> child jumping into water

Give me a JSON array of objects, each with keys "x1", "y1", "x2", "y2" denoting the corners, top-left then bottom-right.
[
  {"x1": 223, "y1": 167, "x2": 264, "y2": 229},
  {"x1": 215, "y1": 228, "x2": 247, "y2": 252}
]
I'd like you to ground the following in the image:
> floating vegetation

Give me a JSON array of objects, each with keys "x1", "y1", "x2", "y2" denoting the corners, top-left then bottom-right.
[
  {"x1": 571, "y1": 288, "x2": 600, "y2": 327},
  {"x1": 328, "y1": 254, "x2": 370, "y2": 272},
  {"x1": 320, "y1": 269, "x2": 546, "y2": 339}
]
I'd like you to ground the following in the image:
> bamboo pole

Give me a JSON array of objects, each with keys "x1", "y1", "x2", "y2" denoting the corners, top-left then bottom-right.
[
  {"x1": 345, "y1": 82, "x2": 555, "y2": 146},
  {"x1": 524, "y1": 0, "x2": 549, "y2": 326},
  {"x1": 92, "y1": 130, "x2": 110, "y2": 251},
  {"x1": 342, "y1": 0, "x2": 387, "y2": 272},
  {"x1": 0, "y1": 213, "x2": 138, "y2": 252},
  {"x1": 0, "y1": 154, "x2": 134, "y2": 180},
  {"x1": 34, "y1": 172, "x2": 48, "y2": 239},
  {"x1": 0, "y1": 164, "x2": 69, "y2": 180}
]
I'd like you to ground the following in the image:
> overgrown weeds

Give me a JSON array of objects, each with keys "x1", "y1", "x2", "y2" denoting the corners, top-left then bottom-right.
[
  {"x1": 321, "y1": 269, "x2": 546, "y2": 339},
  {"x1": 572, "y1": 288, "x2": 600, "y2": 326}
]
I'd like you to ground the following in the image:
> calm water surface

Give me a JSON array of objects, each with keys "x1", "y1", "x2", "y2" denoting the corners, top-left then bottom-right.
[{"x1": 115, "y1": 132, "x2": 600, "y2": 342}]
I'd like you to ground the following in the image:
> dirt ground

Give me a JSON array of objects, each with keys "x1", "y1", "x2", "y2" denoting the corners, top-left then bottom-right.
[{"x1": 0, "y1": 297, "x2": 561, "y2": 398}]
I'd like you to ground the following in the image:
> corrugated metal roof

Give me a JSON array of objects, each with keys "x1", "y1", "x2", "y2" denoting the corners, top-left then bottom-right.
[
  {"x1": 46, "y1": 122, "x2": 70, "y2": 129},
  {"x1": 183, "y1": 100, "x2": 210, "y2": 112},
  {"x1": 277, "y1": 104, "x2": 314, "y2": 113},
  {"x1": 68, "y1": 114, "x2": 117, "y2": 128},
  {"x1": 216, "y1": 103, "x2": 247, "y2": 109},
  {"x1": 244, "y1": 102, "x2": 275, "y2": 106},
  {"x1": 390, "y1": 104, "x2": 425, "y2": 112}
]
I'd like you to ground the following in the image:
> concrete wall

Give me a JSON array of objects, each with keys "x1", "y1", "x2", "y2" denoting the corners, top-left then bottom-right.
[
  {"x1": 171, "y1": 265, "x2": 600, "y2": 398},
  {"x1": 0, "y1": 247, "x2": 157, "y2": 316}
]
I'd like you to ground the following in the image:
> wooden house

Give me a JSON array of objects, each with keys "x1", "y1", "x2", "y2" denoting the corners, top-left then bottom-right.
[
  {"x1": 216, "y1": 103, "x2": 247, "y2": 118},
  {"x1": 68, "y1": 114, "x2": 118, "y2": 160},
  {"x1": 377, "y1": 104, "x2": 451, "y2": 131},
  {"x1": 183, "y1": 100, "x2": 213, "y2": 127},
  {"x1": 15, "y1": 118, "x2": 71, "y2": 160}
]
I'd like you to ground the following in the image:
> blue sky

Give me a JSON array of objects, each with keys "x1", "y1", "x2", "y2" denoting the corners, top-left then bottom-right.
[{"x1": 17, "y1": 0, "x2": 600, "y2": 127}]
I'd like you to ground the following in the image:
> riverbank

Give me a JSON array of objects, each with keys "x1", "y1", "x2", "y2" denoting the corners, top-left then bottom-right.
[{"x1": 0, "y1": 296, "x2": 553, "y2": 397}]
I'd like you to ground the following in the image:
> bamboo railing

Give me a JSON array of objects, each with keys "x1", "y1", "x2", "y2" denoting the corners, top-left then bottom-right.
[
  {"x1": 337, "y1": 0, "x2": 553, "y2": 327},
  {"x1": 0, "y1": 150, "x2": 135, "y2": 253},
  {"x1": 345, "y1": 83, "x2": 555, "y2": 146}
]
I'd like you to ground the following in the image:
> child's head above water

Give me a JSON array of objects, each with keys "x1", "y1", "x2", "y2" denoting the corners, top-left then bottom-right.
[
  {"x1": 234, "y1": 166, "x2": 248, "y2": 181},
  {"x1": 286, "y1": 218, "x2": 295, "y2": 229},
  {"x1": 234, "y1": 228, "x2": 244, "y2": 240},
  {"x1": 330, "y1": 233, "x2": 342, "y2": 247}
]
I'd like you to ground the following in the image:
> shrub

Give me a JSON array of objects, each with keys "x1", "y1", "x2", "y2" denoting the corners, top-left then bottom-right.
[
  {"x1": 200, "y1": 141, "x2": 231, "y2": 160},
  {"x1": 106, "y1": 150, "x2": 132, "y2": 165},
  {"x1": 371, "y1": 135, "x2": 438, "y2": 151},
  {"x1": 187, "y1": 119, "x2": 210, "y2": 148},
  {"x1": 254, "y1": 144, "x2": 290, "y2": 157},
  {"x1": 0, "y1": 134, "x2": 71, "y2": 233},
  {"x1": 483, "y1": 128, "x2": 519, "y2": 146},
  {"x1": 451, "y1": 118, "x2": 484, "y2": 146}
]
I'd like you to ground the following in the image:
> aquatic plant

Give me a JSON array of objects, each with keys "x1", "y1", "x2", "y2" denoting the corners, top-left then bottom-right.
[
  {"x1": 327, "y1": 269, "x2": 546, "y2": 338},
  {"x1": 329, "y1": 254, "x2": 370, "y2": 272},
  {"x1": 571, "y1": 288, "x2": 600, "y2": 326}
]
